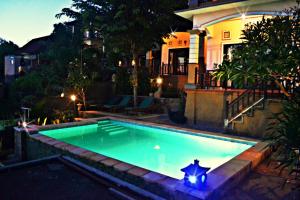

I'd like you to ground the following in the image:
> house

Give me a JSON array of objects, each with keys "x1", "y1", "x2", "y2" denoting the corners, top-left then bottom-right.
[
  {"x1": 172, "y1": 0, "x2": 297, "y2": 135},
  {"x1": 146, "y1": 16, "x2": 192, "y2": 91},
  {"x1": 4, "y1": 36, "x2": 50, "y2": 83}
]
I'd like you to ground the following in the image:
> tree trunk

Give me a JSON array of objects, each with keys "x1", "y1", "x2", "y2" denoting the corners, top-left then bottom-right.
[
  {"x1": 81, "y1": 88, "x2": 87, "y2": 111},
  {"x1": 131, "y1": 42, "x2": 138, "y2": 108},
  {"x1": 273, "y1": 77, "x2": 291, "y2": 98},
  {"x1": 132, "y1": 55, "x2": 138, "y2": 108}
]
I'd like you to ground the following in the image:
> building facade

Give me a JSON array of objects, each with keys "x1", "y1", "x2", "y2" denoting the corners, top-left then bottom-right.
[{"x1": 174, "y1": 0, "x2": 297, "y2": 135}]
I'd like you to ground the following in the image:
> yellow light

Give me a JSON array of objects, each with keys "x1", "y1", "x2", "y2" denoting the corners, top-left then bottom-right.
[
  {"x1": 156, "y1": 76, "x2": 163, "y2": 85},
  {"x1": 241, "y1": 13, "x2": 246, "y2": 20},
  {"x1": 131, "y1": 59, "x2": 136, "y2": 66},
  {"x1": 22, "y1": 121, "x2": 27, "y2": 128},
  {"x1": 70, "y1": 94, "x2": 76, "y2": 102},
  {"x1": 60, "y1": 93, "x2": 65, "y2": 98},
  {"x1": 118, "y1": 60, "x2": 122, "y2": 67}
]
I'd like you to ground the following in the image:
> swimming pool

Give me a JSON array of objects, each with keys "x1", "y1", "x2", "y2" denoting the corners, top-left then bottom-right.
[{"x1": 40, "y1": 119, "x2": 256, "y2": 179}]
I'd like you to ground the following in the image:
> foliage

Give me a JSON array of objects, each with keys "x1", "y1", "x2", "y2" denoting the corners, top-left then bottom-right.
[
  {"x1": 0, "y1": 97, "x2": 18, "y2": 120},
  {"x1": 266, "y1": 95, "x2": 300, "y2": 176},
  {"x1": 137, "y1": 67, "x2": 151, "y2": 96},
  {"x1": 9, "y1": 72, "x2": 44, "y2": 109},
  {"x1": 115, "y1": 67, "x2": 132, "y2": 95},
  {"x1": 213, "y1": 4, "x2": 300, "y2": 95},
  {"x1": 0, "y1": 119, "x2": 17, "y2": 131},
  {"x1": 58, "y1": 0, "x2": 189, "y2": 106},
  {"x1": 31, "y1": 97, "x2": 75, "y2": 124},
  {"x1": 10, "y1": 72, "x2": 44, "y2": 96},
  {"x1": 67, "y1": 58, "x2": 92, "y2": 109},
  {"x1": 6, "y1": 21, "x2": 87, "y2": 121}
]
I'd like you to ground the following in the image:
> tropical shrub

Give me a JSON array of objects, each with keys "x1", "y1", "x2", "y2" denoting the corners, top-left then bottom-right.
[
  {"x1": 31, "y1": 97, "x2": 74, "y2": 125},
  {"x1": 266, "y1": 95, "x2": 300, "y2": 176},
  {"x1": 213, "y1": 4, "x2": 300, "y2": 97}
]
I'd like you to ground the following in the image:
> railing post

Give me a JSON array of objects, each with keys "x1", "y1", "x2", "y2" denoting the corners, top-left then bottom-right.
[
  {"x1": 225, "y1": 100, "x2": 229, "y2": 119},
  {"x1": 247, "y1": 92, "x2": 250, "y2": 105},
  {"x1": 199, "y1": 73, "x2": 204, "y2": 89},
  {"x1": 231, "y1": 104, "x2": 234, "y2": 119},
  {"x1": 195, "y1": 67, "x2": 198, "y2": 84},
  {"x1": 241, "y1": 96, "x2": 244, "y2": 108}
]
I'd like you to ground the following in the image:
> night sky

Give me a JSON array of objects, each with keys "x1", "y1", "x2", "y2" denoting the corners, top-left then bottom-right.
[{"x1": 0, "y1": 0, "x2": 72, "y2": 47}]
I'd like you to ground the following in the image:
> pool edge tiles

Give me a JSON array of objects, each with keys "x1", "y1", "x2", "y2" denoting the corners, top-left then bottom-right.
[
  {"x1": 27, "y1": 117, "x2": 270, "y2": 200},
  {"x1": 39, "y1": 119, "x2": 255, "y2": 179}
]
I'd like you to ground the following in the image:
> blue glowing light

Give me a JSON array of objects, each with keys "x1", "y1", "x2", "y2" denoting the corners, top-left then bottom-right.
[
  {"x1": 201, "y1": 175, "x2": 206, "y2": 183},
  {"x1": 188, "y1": 175, "x2": 197, "y2": 184},
  {"x1": 181, "y1": 160, "x2": 210, "y2": 189}
]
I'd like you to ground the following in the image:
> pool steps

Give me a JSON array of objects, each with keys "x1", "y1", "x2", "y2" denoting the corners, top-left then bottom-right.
[{"x1": 98, "y1": 120, "x2": 129, "y2": 135}]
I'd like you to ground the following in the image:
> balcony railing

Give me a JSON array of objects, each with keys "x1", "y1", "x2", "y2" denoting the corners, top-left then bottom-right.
[
  {"x1": 160, "y1": 64, "x2": 188, "y2": 76},
  {"x1": 194, "y1": 68, "x2": 299, "y2": 98}
]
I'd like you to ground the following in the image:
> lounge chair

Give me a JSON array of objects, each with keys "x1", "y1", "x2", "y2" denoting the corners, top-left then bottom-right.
[
  {"x1": 103, "y1": 95, "x2": 132, "y2": 111},
  {"x1": 103, "y1": 96, "x2": 121, "y2": 108},
  {"x1": 125, "y1": 97, "x2": 154, "y2": 113}
]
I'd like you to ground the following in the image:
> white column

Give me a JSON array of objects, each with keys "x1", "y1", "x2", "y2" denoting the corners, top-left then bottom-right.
[{"x1": 188, "y1": 30, "x2": 200, "y2": 64}]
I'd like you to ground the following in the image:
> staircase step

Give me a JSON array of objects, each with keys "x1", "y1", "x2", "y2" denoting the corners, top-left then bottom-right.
[
  {"x1": 109, "y1": 129, "x2": 128, "y2": 135},
  {"x1": 254, "y1": 104, "x2": 264, "y2": 110},
  {"x1": 99, "y1": 124, "x2": 116, "y2": 128},
  {"x1": 100, "y1": 124, "x2": 122, "y2": 129},
  {"x1": 102, "y1": 126, "x2": 125, "y2": 132},
  {"x1": 246, "y1": 109, "x2": 254, "y2": 117},
  {"x1": 98, "y1": 120, "x2": 111, "y2": 125}
]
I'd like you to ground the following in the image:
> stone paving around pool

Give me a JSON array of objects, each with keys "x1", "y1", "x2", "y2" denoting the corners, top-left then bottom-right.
[
  {"x1": 20, "y1": 116, "x2": 272, "y2": 200},
  {"x1": 222, "y1": 162, "x2": 300, "y2": 200}
]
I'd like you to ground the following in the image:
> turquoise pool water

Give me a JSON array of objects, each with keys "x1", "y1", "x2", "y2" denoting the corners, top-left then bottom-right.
[{"x1": 40, "y1": 120, "x2": 255, "y2": 179}]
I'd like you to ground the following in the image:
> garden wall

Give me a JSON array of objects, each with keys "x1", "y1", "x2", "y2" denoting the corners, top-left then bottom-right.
[{"x1": 185, "y1": 89, "x2": 227, "y2": 127}]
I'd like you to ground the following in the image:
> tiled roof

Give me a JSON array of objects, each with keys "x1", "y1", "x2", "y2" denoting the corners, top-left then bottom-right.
[{"x1": 15, "y1": 36, "x2": 51, "y2": 55}]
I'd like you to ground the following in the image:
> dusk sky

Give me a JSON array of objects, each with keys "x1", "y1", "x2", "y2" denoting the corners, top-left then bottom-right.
[{"x1": 0, "y1": 0, "x2": 73, "y2": 47}]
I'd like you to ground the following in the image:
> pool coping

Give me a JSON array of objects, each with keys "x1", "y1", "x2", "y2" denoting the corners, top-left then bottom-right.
[{"x1": 24, "y1": 117, "x2": 270, "y2": 200}]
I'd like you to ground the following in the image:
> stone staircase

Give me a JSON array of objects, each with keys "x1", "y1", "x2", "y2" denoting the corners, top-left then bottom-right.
[{"x1": 224, "y1": 88, "x2": 267, "y2": 129}]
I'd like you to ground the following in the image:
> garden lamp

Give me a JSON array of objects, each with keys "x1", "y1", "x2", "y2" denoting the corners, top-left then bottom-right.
[{"x1": 181, "y1": 160, "x2": 210, "y2": 189}]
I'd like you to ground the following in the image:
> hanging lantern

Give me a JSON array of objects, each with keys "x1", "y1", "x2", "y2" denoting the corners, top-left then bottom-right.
[{"x1": 181, "y1": 160, "x2": 210, "y2": 189}]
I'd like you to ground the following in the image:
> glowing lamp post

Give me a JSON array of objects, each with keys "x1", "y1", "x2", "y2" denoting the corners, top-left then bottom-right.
[
  {"x1": 156, "y1": 76, "x2": 163, "y2": 86},
  {"x1": 181, "y1": 160, "x2": 210, "y2": 189},
  {"x1": 131, "y1": 59, "x2": 136, "y2": 67},
  {"x1": 154, "y1": 76, "x2": 163, "y2": 98},
  {"x1": 70, "y1": 94, "x2": 76, "y2": 102},
  {"x1": 70, "y1": 94, "x2": 77, "y2": 114}
]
